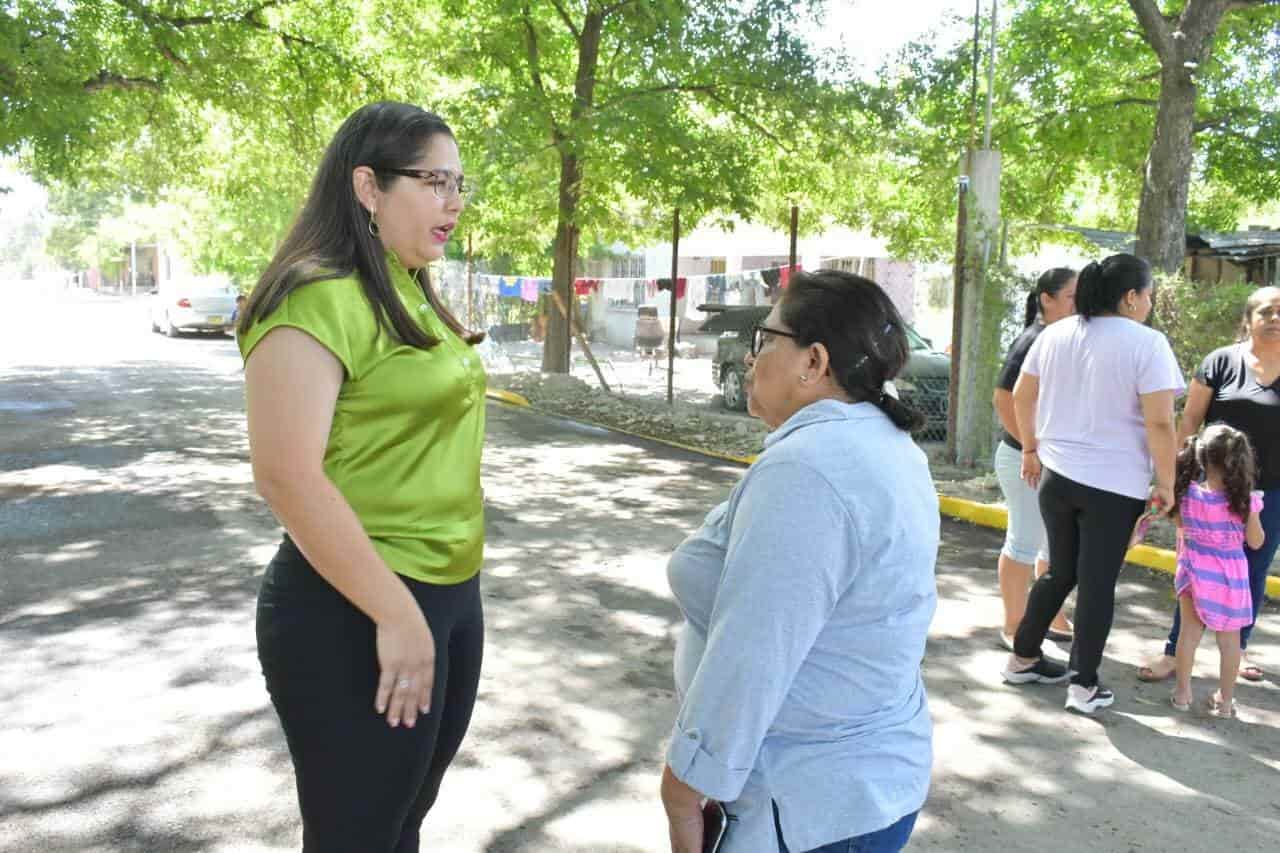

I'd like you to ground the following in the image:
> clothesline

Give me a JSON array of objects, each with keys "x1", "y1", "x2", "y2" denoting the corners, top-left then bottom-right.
[{"x1": 474, "y1": 263, "x2": 803, "y2": 307}]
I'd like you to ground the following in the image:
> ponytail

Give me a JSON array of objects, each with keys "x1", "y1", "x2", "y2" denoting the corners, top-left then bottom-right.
[
  {"x1": 1171, "y1": 435, "x2": 1202, "y2": 518},
  {"x1": 1023, "y1": 292, "x2": 1039, "y2": 328},
  {"x1": 1024, "y1": 267, "x2": 1077, "y2": 327},
  {"x1": 1075, "y1": 254, "x2": 1151, "y2": 320},
  {"x1": 875, "y1": 389, "x2": 926, "y2": 433},
  {"x1": 1220, "y1": 429, "x2": 1257, "y2": 522}
]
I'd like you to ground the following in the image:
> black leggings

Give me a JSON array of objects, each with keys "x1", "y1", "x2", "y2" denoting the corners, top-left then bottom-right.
[
  {"x1": 1014, "y1": 468, "x2": 1144, "y2": 688},
  {"x1": 257, "y1": 535, "x2": 484, "y2": 853}
]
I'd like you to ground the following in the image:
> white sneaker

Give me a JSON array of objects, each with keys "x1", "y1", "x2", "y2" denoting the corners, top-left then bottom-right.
[{"x1": 1065, "y1": 683, "x2": 1115, "y2": 714}]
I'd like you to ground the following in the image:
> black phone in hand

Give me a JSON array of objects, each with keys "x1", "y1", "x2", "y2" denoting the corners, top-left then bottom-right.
[{"x1": 702, "y1": 799, "x2": 728, "y2": 853}]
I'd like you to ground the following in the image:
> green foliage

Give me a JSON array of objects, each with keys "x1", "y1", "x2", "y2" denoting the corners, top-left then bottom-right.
[
  {"x1": 856, "y1": 0, "x2": 1280, "y2": 260},
  {"x1": 1153, "y1": 271, "x2": 1252, "y2": 380}
]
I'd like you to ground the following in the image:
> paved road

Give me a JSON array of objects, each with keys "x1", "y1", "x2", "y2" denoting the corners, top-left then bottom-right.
[{"x1": 3, "y1": 287, "x2": 1280, "y2": 852}]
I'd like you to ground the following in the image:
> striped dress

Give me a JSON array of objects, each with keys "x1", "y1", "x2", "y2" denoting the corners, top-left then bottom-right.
[{"x1": 1174, "y1": 483, "x2": 1262, "y2": 631}]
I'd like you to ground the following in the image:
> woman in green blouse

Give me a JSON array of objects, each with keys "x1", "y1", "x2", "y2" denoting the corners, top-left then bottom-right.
[{"x1": 238, "y1": 102, "x2": 486, "y2": 852}]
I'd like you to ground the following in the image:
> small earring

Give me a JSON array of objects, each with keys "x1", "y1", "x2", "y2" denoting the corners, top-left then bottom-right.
[
  {"x1": 368, "y1": 212, "x2": 380, "y2": 238},
  {"x1": 800, "y1": 374, "x2": 809, "y2": 382}
]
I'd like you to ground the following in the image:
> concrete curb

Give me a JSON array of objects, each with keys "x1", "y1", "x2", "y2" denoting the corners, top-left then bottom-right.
[{"x1": 484, "y1": 389, "x2": 1280, "y2": 598}]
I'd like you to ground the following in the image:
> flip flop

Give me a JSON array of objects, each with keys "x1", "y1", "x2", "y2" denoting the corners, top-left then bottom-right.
[
  {"x1": 1239, "y1": 663, "x2": 1264, "y2": 682},
  {"x1": 1207, "y1": 693, "x2": 1237, "y2": 719},
  {"x1": 1137, "y1": 662, "x2": 1176, "y2": 683}
]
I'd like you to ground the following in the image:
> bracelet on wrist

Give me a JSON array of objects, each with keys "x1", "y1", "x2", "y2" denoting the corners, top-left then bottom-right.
[{"x1": 1022, "y1": 448, "x2": 1038, "y2": 455}]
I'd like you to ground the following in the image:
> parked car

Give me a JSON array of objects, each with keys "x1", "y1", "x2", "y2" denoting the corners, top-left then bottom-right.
[
  {"x1": 700, "y1": 304, "x2": 950, "y2": 440},
  {"x1": 150, "y1": 276, "x2": 238, "y2": 337}
]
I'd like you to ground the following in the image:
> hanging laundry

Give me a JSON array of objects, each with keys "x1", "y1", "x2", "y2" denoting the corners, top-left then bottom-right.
[
  {"x1": 573, "y1": 278, "x2": 601, "y2": 296},
  {"x1": 656, "y1": 277, "x2": 687, "y2": 299},
  {"x1": 604, "y1": 278, "x2": 634, "y2": 303},
  {"x1": 520, "y1": 277, "x2": 539, "y2": 302},
  {"x1": 497, "y1": 276, "x2": 520, "y2": 298},
  {"x1": 538, "y1": 278, "x2": 553, "y2": 293},
  {"x1": 645, "y1": 279, "x2": 658, "y2": 299},
  {"x1": 779, "y1": 263, "x2": 803, "y2": 289},
  {"x1": 684, "y1": 276, "x2": 708, "y2": 320}
]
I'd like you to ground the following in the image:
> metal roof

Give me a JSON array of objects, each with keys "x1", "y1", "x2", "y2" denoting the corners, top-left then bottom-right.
[{"x1": 1032, "y1": 225, "x2": 1280, "y2": 259}]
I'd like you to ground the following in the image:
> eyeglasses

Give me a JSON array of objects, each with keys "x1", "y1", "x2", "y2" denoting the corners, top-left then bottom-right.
[
  {"x1": 376, "y1": 168, "x2": 474, "y2": 200},
  {"x1": 750, "y1": 324, "x2": 799, "y2": 356}
]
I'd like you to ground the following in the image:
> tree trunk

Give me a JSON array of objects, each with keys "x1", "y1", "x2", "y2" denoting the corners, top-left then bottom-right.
[
  {"x1": 1135, "y1": 59, "x2": 1199, "y2": 273},
  {"x1": 1131, "y1": 0, "x2": 1231, "y2": 274},
  {"x1": 542, "y1": 152, "x2": 581, "y2": 373},
  {"x1": 540, "y1": 10, "x2": 604, "y2": 373}
]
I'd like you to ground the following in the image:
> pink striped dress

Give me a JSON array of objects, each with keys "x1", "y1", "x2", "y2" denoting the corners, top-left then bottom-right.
[{"x1": 1174, "y1": 483, "x2": 1262, "y2": 631}]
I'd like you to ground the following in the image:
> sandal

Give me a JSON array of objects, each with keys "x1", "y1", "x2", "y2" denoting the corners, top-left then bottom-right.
[
  {"x1": 1207, "y1": 692, "x2": 1237, "y2": 719},
  {"x1": 1137, "y1": 658, "x2": 1176, "y2": 683},
  {"x1": 1170, "y1": 694, "x2": 1192, "y2": 712},
  {"x1": 1239, "y1": 662, "x2": 1264, "y2": 682}
]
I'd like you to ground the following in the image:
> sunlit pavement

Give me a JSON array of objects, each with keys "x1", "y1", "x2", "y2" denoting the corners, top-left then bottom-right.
[{"x1": 2, "y1": 285, "x2": 1279, "y2": 851}]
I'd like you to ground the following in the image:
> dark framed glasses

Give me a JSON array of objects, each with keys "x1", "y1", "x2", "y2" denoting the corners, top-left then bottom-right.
[
  {"x1": 375, "y1": 167, "x2": 474, "y2": 200},
  {"x1": 750, "y1": 324, "x2": 799, "y2": 356}
]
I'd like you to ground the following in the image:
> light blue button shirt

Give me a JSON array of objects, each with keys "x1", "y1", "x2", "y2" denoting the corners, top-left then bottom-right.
[{"x1": 666, "y1": 399, "x2": 939, "y2": 852}]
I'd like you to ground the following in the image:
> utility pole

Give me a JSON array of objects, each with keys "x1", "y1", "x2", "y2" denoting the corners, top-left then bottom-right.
[
  {"x1": 950, "y1": 0, "x2": 1003, "y2": 465},
  {"x1": 667, "y1": 208, "x2": 680, "y2": 405}
]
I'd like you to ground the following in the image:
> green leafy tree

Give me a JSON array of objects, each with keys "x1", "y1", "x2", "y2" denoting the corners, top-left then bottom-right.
[
  {"x1": 428, "y1": 0, "x2": 855, "y2": 372},
  {"x1": 856, "y1": 0, "x2": 1280, "y2": 268}
]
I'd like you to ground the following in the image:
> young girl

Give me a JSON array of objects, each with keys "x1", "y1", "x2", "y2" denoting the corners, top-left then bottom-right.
[{"x1": 1170, "y1": 424, "x2": 1265, "y2": 718}]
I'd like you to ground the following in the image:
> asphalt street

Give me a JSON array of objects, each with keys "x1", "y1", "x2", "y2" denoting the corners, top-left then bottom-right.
[{"x1": 3, "y1": 284, "x2": 1280, "y2": 852}]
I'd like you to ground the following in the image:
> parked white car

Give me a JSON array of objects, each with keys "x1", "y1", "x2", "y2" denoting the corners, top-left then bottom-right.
[{"x1": 150, "y1": 276, "x2": 238, "y2": 337}]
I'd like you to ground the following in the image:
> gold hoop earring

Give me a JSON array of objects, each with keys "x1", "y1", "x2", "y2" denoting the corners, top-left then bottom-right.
[{"x1": 368, "y1": 212, "x2": 380, "y2": 239}]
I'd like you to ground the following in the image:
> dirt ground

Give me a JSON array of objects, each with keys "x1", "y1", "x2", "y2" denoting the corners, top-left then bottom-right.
[{"x1": 2, "y1": 291, "x2": 1279, "y2": 851}]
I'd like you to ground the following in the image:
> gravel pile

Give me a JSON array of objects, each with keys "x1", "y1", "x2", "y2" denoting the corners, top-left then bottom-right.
[{"x1": 490, "y1": 372, "x2": 768, "y2": 459}]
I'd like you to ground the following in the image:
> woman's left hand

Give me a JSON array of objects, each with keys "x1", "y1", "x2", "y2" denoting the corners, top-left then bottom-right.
[{"x1": 661, "y1": 765, "x2": 704, "y2": 853}]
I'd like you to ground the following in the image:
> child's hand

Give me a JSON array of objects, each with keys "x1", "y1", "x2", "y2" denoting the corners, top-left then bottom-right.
[{"x1": 1149, "y1": 485, "x2": 1174, "y2": 516}]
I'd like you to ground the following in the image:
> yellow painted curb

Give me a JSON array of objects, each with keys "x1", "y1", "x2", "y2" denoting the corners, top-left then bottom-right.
[
  {"x1": 484, "y1": 388, "x2": 531, "y2": 408},
  {"x1": 937, "y1": 494, "x2": 1280, "y2": 598},
  {"x1": 484, "y1": 393, "x2": 1280, "y2": 597}
]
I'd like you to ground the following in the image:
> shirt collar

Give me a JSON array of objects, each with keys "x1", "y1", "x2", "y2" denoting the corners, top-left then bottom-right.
[{"x1": 762, "y1": 398, "x2": 880, "y2": 448}]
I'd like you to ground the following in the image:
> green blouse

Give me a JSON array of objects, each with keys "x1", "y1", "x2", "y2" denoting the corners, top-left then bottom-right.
[{"x1": 239, "y1": 259, "x2": 486, "y2": 584}]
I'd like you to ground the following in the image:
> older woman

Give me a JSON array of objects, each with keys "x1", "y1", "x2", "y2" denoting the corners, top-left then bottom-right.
[
  {"x1": 1002, "y1": 254, "x2": 1184, "y2": 714},
  {"x1": 660, "y1": 270, "x2": 939, "y2": 853},
  {"x1": 993, "y1": 268, "x2": 1077, "y2": 649},
  {"x1": 1139, "y1": 285, "x2": 1280, "y2": 684}
]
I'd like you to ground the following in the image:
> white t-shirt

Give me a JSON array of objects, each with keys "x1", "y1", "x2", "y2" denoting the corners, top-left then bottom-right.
[{"x1": 1022, "y1": 315, "x2": 1186, "y2": 500}]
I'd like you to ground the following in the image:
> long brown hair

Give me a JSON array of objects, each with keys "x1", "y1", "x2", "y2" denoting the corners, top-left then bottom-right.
[
  {"x1": 237, "y1": 101, "x2": 479, "y2": 347},
  {"x1": 1173, "y1": 424, "x2": 1256, "y2": 521}
]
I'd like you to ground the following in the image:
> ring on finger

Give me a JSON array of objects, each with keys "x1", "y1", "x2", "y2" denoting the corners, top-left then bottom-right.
[{"x1": 397, "y1": 677, "x2": 412, "y2": 690}]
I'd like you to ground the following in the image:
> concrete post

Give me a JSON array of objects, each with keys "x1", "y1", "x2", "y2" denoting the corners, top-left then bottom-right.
[{"x1": 953, "y1": 148, "x2": 1002, "y2": 465}]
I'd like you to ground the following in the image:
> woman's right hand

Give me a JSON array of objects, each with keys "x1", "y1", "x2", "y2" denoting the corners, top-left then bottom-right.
[
  {"x1": 374, "y1": 608, "x2": 436, "y2": 728},
  {"x1": 1020, "y1": 449, "x2": 1042, "y2": 488}
]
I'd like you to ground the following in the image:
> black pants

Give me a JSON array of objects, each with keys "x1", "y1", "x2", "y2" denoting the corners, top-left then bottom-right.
[
  {"x1": 257, "y1": 536, "x2": 484, "y2": 852},
  {"x1": 1014, "y1": 468, "x2": 1144, "y2": 688}
]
